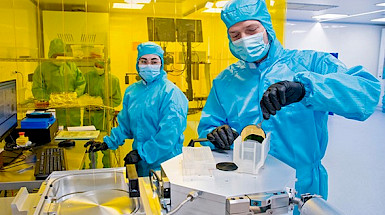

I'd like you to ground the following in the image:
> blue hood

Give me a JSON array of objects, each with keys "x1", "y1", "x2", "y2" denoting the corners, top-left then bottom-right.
[
  {"x1": 221, "y1": 0, "x2": 277, "y2": 60},
  {"x1": 136, "y1": 42, "x2": 165, "y2": 73}
]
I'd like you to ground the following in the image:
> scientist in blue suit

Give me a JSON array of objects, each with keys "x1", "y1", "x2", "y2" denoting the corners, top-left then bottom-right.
[
  {"x1": 85, "y1": 42, "x2": 188, "y2": 177},
  {"x1": 198, "y1": 0, "x2": 380, "y2": 202}
]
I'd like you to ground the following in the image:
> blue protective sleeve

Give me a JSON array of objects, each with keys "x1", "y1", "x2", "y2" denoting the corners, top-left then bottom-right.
[
  {"x1": 197, "y1": 81, "x2": 228, "y2": 149},
  {"x1": 103, "y1": 92, "x2": 133, "y2": 149},
  {"x1": 136, "y1": 90, "x2": 188, "y2": 164},
  {"x1": 294, "y1": 53, "x2": 380, "y2": 121}
]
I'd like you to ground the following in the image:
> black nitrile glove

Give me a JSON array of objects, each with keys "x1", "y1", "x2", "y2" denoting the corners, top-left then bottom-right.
[
  {"x1": 260, "y1": 80, "x2": 306, "y2": 120},
  {"x1": 84, "y1": 140, "x2": 109, "y2": 152},
  {"x1": 207, "y1": 125, "x2": 239, "y2": 150},
  {"x1": 124, "y1": 150, "x2": 142, "y2": 165}
]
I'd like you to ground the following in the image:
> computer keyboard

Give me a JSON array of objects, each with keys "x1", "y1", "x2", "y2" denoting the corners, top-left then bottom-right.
[{"x1": 34, "y1": 147, "x2": 67, "y2": 180}]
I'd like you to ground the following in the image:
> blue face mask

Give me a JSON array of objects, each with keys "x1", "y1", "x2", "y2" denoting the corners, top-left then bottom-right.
[
  {"x1": 229, "y1": 32, "x2": 270, "y2": 63},
  {"x1": 138, "y1": 65, "x2": 161, "y2": 84}
]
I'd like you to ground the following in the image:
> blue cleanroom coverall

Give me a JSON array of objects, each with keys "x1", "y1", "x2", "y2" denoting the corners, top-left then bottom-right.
[
  {"x1": 198, "y1": 0, "x2": 381, "y2": 201},
  {"x1": 104, "y1": 42, "x2": 188, "y2": 176}
]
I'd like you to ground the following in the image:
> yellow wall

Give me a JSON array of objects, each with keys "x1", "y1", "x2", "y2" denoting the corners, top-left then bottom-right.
[{"x1": 0, "y1": 0, "x2": 38, "y2": 119}]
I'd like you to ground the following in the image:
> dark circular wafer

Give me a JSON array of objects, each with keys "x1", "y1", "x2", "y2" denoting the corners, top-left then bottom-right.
[{"x1": 216, "y1": 162, "x2": 238, "y2": 171}]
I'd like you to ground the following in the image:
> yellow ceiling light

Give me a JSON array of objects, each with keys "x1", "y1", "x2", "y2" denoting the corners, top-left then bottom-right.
[
  {"x1": 215, "y1": 1, "x2": 229, "y2": 8},
  {"x1": 113, "y1": 3, "x2": 145, "y2": 9}
]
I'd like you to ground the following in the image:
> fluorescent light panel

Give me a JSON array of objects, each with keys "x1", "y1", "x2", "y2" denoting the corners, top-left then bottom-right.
[
  {"x1": 124, "y1": 0, "x2": 151, "y2": 3},
  {"x1": 312, "y1": 14, "x2": 348, "y2": 20},
  {"x1": 376, "y1": 3, "x2": 385, "y2": 6},
  {"x1": 287, "y1": 2, "x2": 337, "y2": 11},
  {"x1": 113, "y1": 3, "x2": 144, "y2": 9},
  {"x1": 322, "y1": 25, "x2": 347, "y2": 29},
  {"x1": 291, "y1": 30, "x2": 307, "y2": 34},
  {"x1": 205, "y1": 2, "x2": 214, "y2": 9},
  {"x1": 203, "y1": 8, "x2": 222, "y2": 13},
  {"x1": 215, "y1": 1, "x2": 229, "y2": 8},
  {"x1": 371, "y1": 17, "x2": 385, "y2": 22}
]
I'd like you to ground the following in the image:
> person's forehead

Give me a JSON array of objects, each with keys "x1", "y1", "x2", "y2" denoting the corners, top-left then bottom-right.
[
  {"x1": 228, "y1": 20, "x2": 263, "y2": 32},
  {"x1": 140, "y1": 54, "x2": 160, "y2": 60}
]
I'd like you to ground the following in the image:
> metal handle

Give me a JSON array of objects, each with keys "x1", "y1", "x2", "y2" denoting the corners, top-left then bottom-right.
[{"x1": 187, "y1": 138, "x2": 209, "y2": 147}]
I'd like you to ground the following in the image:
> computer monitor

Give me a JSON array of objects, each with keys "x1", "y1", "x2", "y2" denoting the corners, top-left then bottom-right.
[
  {"x1": 175, "y1": 19, "x2": 203, "y2": 42},
  {"x1": 147, "y1": 17, "x2": 176, "y2": 42},
  {"x1": 0, "y1": 80, "x2": 17, "y2": 142}
]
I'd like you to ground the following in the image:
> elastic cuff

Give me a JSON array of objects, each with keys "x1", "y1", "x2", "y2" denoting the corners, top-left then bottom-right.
[
  {"x1": 294, "y1": 72, "x2": 313, "y2": 106},
  {"x1": 136, "y1": 141, "x2": 146, "y2": 163},
  {"x1": 103, "y1": 136, "x2": 115, "y2": 150}
]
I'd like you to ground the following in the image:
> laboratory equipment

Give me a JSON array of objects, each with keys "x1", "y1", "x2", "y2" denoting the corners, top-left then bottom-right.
[
  {"x1": 175, "y1": 19, "x2": 203, "y2": 42},
  {"x1": 42, "y1": 11, "x2": 108, "y2": 58},
  {"x1": 14, "y1": 109, "x2": 58, "y2": 145},
  {"x1": 34, "y1": 147, "x2": 67, "y2": 180},
  {"x1": 233, "y1": 125, "x2": 270, "y2": 174},
  {"x1": 147, "y1": 17, "x2": 177, "y2": 42},
  {"x1": 182, "y1": 146, "x2": 216, "y2": 179},
  {"x1": 147, "y1": 17, "x2": 203, "y2": 43},
  {"x1": 15, "y1": 132, "x2": 29, "y2": 146},
  {"x1": 0, "y1": 80, "x2": 17, "y2": 142},
  {"x1": 11, "y1": 167, "x2": 144, "y2": 215},
  {"x1": 159, "y1": 151, "x2": 296, "y2": 215},
  {"x1": 155, "y1": 127, "x2": 343, "y2": 215},
  {"x1": 0, "y1": 79, "x2": 25, "y2": 165}
]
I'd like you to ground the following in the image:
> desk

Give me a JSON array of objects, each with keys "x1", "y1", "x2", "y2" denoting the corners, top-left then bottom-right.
[{"x1": 0, "y1": 138, "x2": 102, "y2": 191}]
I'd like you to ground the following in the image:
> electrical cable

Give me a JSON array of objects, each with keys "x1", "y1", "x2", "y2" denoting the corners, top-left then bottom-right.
[
  {"x1": 167, "y1": 42, "x2": 188, "y2": 76},
  {"x1": 166, "y1": 190, "x2": 201, "y2": 215},
  {"x1": 130, "y1": 197, "x2": 141, "y2": 215},
  {"x1": 149, "y1": 169, "x2": 162, "y2": 195}
]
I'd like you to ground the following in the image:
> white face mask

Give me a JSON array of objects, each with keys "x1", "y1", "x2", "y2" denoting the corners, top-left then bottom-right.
[
  {"x1": 94, "y1": 67, "x2": 105, "y2": 75},
  {"x1": 230, "y1": 32, "x2": 270, "y2": 62},
  {"x1": 138, "y1": 64, "x2": 161, "y2": 83}
]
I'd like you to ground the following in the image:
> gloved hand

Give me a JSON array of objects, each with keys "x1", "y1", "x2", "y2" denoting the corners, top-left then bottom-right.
[
  {"x1": 124, "y1": 150, "x2": 142, "y2": 165},
  {"x1": 207, "y1": 125, "x2": 239, "y2": 150},
  {"x1": 260, "y1": 80, "x2": 306, "y2": 120},
  {"x1": 84, "y1": 140, "x2": 108, "y2": 152}
]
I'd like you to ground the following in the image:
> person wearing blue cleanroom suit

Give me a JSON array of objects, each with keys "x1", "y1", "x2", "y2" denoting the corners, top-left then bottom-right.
[
  {"x1": 198, "y1": 0, "x2": 381, "y2": 206},
  {"x1": 84, "y1": 42, "x2": 188, "y2": 177}
]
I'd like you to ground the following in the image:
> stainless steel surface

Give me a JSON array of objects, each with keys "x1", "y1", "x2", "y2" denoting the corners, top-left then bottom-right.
[
  {"x1": 49, "y1": 170, "x2": 127, "y2": 202},
  {"x1": 57, "y1": 189, "x2": 136, "y2": 215},
  {"x1": 33, "y1": 167, "x2": 144, "y2": 215},
  {"x1": 90, "y1": 151, "x2": 96, "y2": 169},
  {"x1": 161, "y1": 152, "x2": 296, "y2": 215},
  {"x1": 226, "y1": 196, "x2": 250, "y2": 215},
  {"x1": 226, "y1": 190, "x2": 294, "y2": 215},
  {"x1": 300, "y1": 197, "x2": 344, "y2": 215}
]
